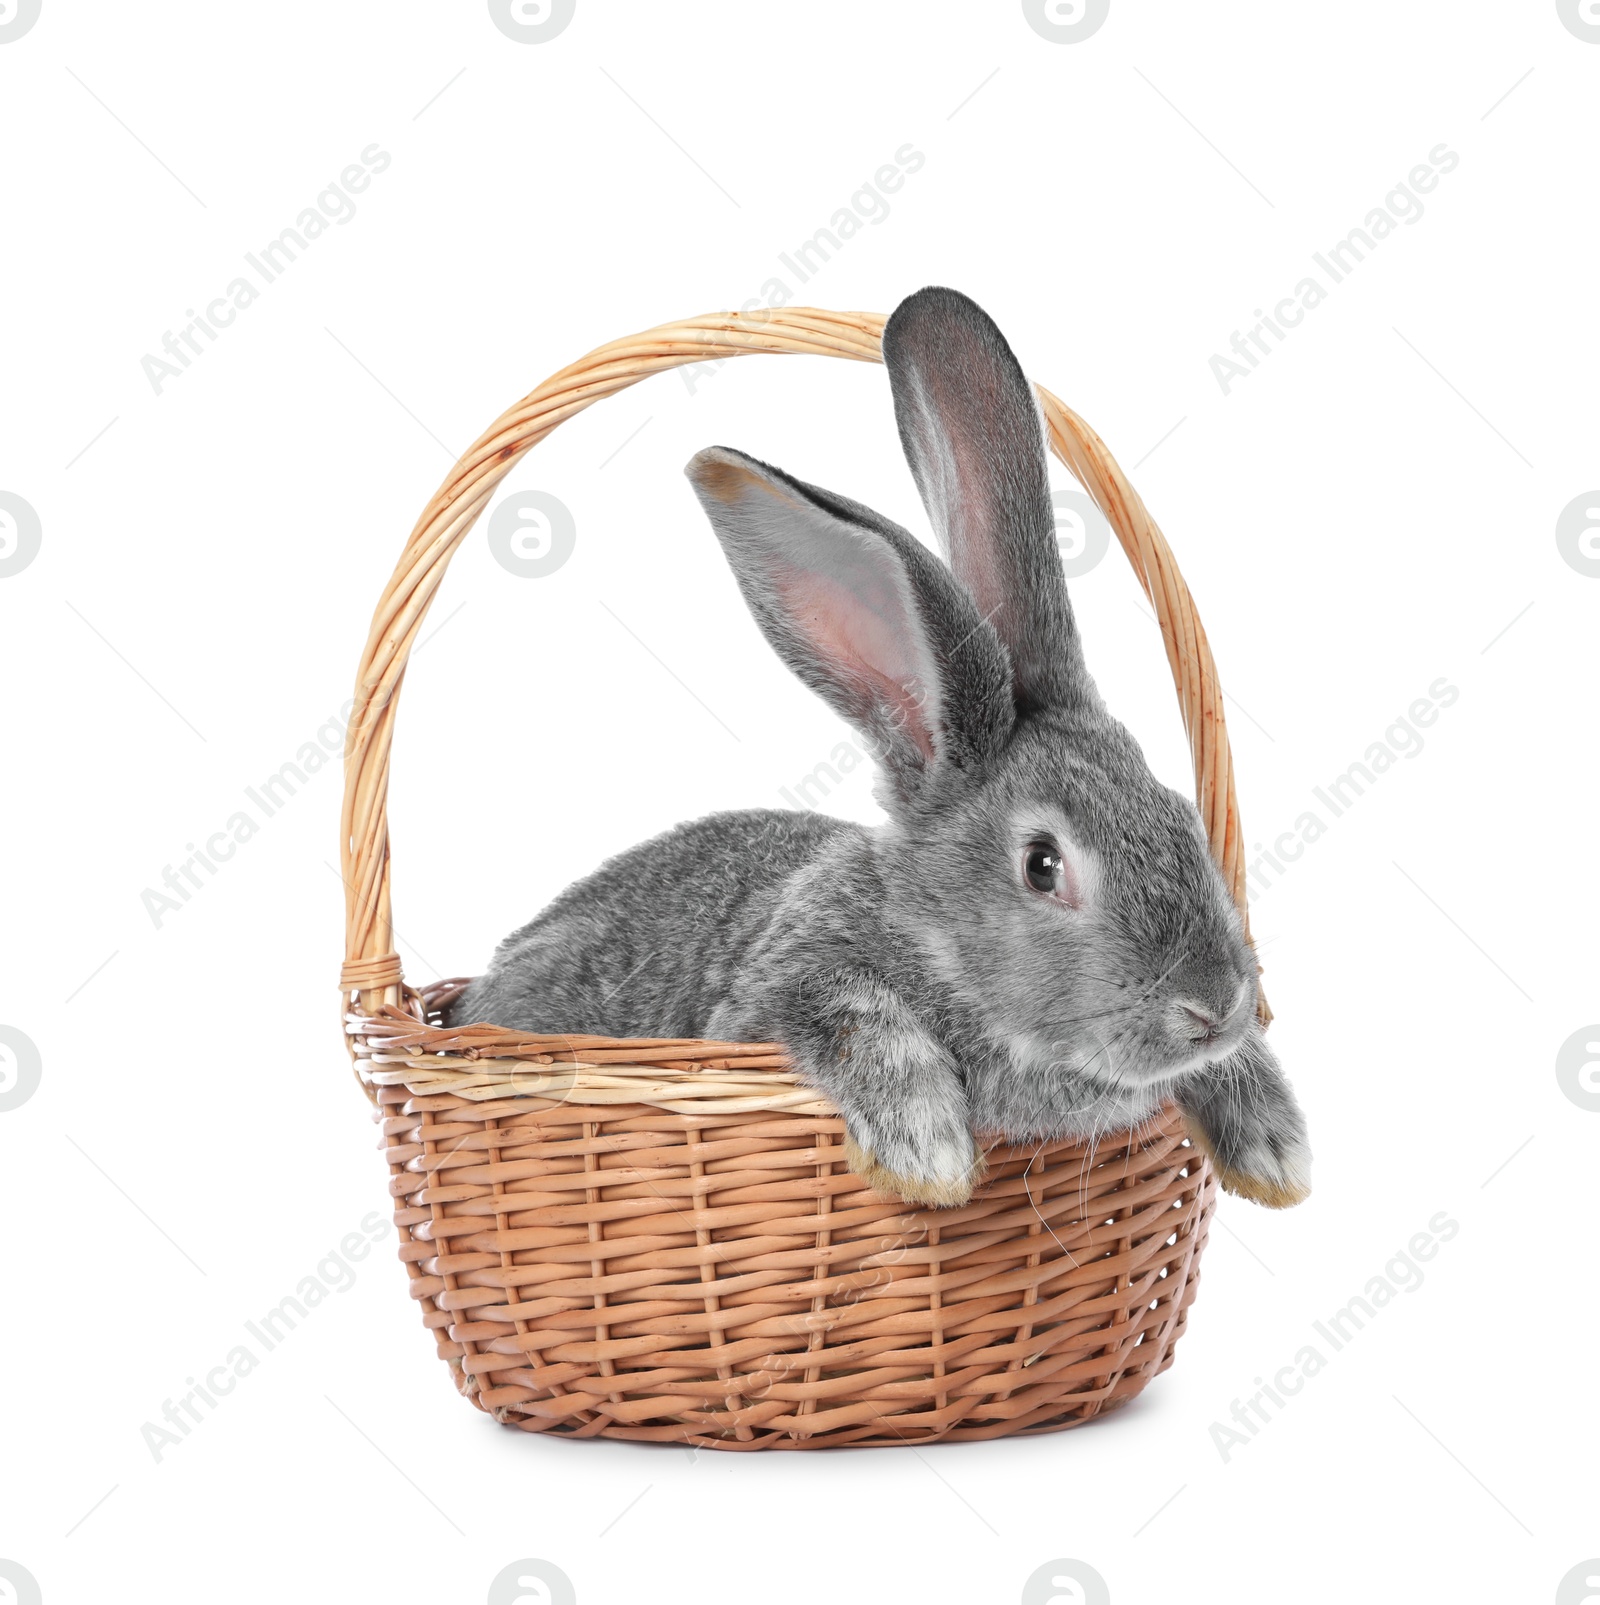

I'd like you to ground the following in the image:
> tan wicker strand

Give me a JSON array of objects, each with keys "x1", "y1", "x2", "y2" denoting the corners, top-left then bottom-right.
[
  {"x1": 339, "y1": 952, "x2": 404, "y2": 991},
  {"x1": 341, "y1": 306, "x2": 1247, "y2": 1448}
]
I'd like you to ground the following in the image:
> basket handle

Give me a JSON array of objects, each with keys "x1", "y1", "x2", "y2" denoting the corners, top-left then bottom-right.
[{"x1": 340, "y1": 307, "x2": 1266, "y2": 1022}]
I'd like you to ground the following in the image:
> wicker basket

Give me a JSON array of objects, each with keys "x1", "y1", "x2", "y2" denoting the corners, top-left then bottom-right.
[{"x1": 340, "y1": 306, "x2": 1263, "y2": 1450}]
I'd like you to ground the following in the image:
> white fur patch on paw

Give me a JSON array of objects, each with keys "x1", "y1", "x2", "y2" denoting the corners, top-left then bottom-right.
[
  {"x1": 843, "y1": 1133, "x2": 985, "y2": 1209},
  {"x1": 1215, "y1": 1133, "x2": 1312, "y2": 1209}
]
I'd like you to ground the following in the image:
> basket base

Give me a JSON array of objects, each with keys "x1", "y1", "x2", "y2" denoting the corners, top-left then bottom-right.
[
  {"x1": 378, "y1": 1085, "x2": 1215, "y2": 1451},
  {"x1": 463, "y1": 1359, "x2": 1155, "y2": 1450}
]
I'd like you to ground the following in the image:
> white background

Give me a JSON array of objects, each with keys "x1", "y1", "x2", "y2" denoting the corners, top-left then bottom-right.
[{"x1": 2, "y1": 3, "x2": 1596, "y2": 1602}]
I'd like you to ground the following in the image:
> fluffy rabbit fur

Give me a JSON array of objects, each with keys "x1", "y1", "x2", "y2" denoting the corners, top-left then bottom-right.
[{"x1": 449, "y1": 287, "x2": 1311, "y2": 1210}]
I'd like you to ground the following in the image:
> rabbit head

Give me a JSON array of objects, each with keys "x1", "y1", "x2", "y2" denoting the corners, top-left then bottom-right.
[{"x1": 685, "y1": 286, "x2": 1260, "y2": 1100}]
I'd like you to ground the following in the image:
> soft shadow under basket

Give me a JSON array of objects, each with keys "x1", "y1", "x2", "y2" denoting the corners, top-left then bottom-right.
[{"x1": 339, "y1": 307, "x2": 1267, "y2": 1450}]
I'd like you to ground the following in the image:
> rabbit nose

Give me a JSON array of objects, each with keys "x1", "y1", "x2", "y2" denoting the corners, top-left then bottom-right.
[
  {"x1": 1173, "y1": 991, "x2": 1244, "y2": 1046},
  {"x1": 1177, "y1": 1001, "x2": 1223, "y2": 1042}
]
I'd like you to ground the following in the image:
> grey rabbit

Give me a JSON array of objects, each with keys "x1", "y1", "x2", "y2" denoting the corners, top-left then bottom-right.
[{"x1": 448, "y1": 286, "x2": 1311, "y2": 1210}]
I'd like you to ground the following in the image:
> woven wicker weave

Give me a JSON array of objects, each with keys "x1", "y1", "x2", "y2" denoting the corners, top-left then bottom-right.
[{"x1": 340, "y1": 307, "x2": 1259, "y2": 1449}]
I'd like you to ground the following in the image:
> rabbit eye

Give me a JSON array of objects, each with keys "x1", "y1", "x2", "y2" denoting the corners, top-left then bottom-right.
[
  {"x1": 1023, "y1": 841, "x2": 1065, "y2": 894},
  {"x1": 1022, "y1": 838, "x2": 1083, "y2": 907}
]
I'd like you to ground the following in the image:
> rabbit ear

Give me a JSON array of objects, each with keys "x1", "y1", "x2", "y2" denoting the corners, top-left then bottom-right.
[
  {"x1": 883, "y1": 286, "x2": 1091, "y2": 716},
  {"x1": 686, "y1": 446, "x2": 1014, "y2": 801}
]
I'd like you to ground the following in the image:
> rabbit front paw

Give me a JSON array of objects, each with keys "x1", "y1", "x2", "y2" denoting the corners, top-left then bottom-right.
[
  {"x1": 842, "y1": 1129, "x2": 987, "y2": 1209},
  {"x1": 1202, "y1": 1127, "x2": 1312, "y2": 1210},
  {"x1": 1179, "y1": 1030, "x2": 1312, "y2": 1209}
]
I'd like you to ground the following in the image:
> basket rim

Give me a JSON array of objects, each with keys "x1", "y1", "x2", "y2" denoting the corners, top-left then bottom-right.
[
  {"x1": 349, "y1": 977, "x2": 822, "y2": 1111},
  {"x1": 356, "y1": 982, "x2": 1203, "y2": 1131},
  {"x1": 339, "y1": 304, "x2": 1263, "y2": 1105}
]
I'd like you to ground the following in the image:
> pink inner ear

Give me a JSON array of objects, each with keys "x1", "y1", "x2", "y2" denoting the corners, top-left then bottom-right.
[
  {"x1": 942, "y1": 414, "x2": 1012, "y2": 632},
  {"x1": 776, "y1": 569, "x2": 937, "y2": 762},
  {"x1": 904, "y1": 359, "x2": 1022, "y2": 653}
]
